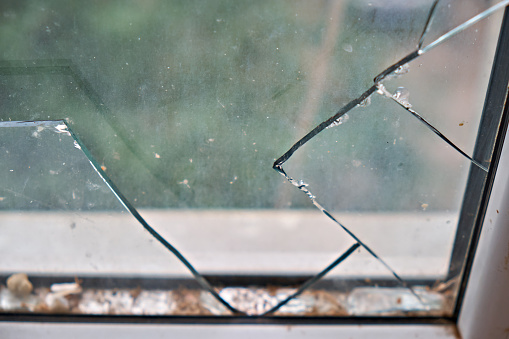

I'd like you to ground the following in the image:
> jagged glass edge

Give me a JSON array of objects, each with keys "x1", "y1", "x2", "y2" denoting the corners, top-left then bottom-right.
[{"x1": 0, "y1": 119, "x2": 242, "y2": 315}]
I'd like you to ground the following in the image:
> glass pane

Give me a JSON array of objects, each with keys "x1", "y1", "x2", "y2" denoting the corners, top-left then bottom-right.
[
  {"x1": 0, "y1": 0, "x2": 506, "y2": 317},
  {"x1": 0, "y1": 121, "x2": 230, "y2": 315}
]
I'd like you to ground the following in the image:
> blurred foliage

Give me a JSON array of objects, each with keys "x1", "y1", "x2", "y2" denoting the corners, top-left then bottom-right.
[{"x1": 0, "y1": 0, "x2": 495, "y2": 211}]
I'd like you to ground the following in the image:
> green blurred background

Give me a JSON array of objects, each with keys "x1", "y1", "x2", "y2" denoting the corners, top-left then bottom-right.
[{"x1": 0, "y1": 0, "x2": 499, "y2": 211}]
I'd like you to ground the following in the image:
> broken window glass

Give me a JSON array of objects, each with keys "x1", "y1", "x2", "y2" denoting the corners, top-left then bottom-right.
[
  {"x1": 0, "y1": 120, "x2": 238, "y2": 315},
  {"x1": 0, "y1": 0, "x2": 508, "y2": 318}
]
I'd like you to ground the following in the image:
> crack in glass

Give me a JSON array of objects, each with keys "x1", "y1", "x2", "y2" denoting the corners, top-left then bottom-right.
[
  {"x1": 60, "y1": 120, "x2": 244, "y2": 315},
  {"x1": 272, "y1": 0, "x2": 508, "y2": 313}
]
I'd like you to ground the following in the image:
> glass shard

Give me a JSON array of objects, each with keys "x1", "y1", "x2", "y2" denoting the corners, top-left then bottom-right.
[{"x1": 0, "y1": 120, "x2": 238, "y2": 315}]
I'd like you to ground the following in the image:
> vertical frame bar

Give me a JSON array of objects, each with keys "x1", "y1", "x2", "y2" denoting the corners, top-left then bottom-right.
[{"x1": 448, "y1": 7, "x2": 509, "y2": 318}]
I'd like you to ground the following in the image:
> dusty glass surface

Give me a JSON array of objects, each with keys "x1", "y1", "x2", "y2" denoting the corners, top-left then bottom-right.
[
  {"x1": 0, "y1": 0, "x2": 507, "y2": 317},
  {"x1": 0, "y1": 121, "x2": 233, "y2": 315}
]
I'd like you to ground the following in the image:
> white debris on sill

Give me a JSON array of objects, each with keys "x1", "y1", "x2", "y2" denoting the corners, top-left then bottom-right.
[
  {"x1": 75, "y1": 288, "x2": 212, "y2": 315},
  {"x1": 219, "y1": 287, "x2": 296, "y2": 315},
  {"x1": 45, "y1": 291, "x2": 71, "y2": 313},
  {"x1": 0, "y1": 284, "x2": 449, "y2": 316},
  {"x1": 79, "y1": 289, "x2": 137, "y2": 314},
  {"x1": 1, "y1": 273, "x2": 39, "y2": 312},
  {"x1": 0, "y1": 287, "x2": 40, "y2": 312},
  {"x1": 41, "y1": 281, "x2": 83, "y2": 313},
  {"x1": 50, "y1": 282, "x2": 82, "y2": 294},
  {"x1": 0, "y1": 273, "x2": 449, "y2": 317},
  {"x1": 347, "y1": 287, "x2": 444, "y2": 315},
  {"x1": 216, "y1": 287, "x2": 348, "y2": 316},
  {"x1": 77, "y1": 289, "x2": 180, "y2": 315},
  {"x1": 132, "y1": 290, "x2": 176, "y2": 315},
  {"x1": 7, "y1": 273, "x2": 33, "y2": 297}
]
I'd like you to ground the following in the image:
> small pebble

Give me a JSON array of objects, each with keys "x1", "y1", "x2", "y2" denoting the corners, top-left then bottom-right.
[{"x1": 7, "y1": 273, "x2": 33, "y2": 297}]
